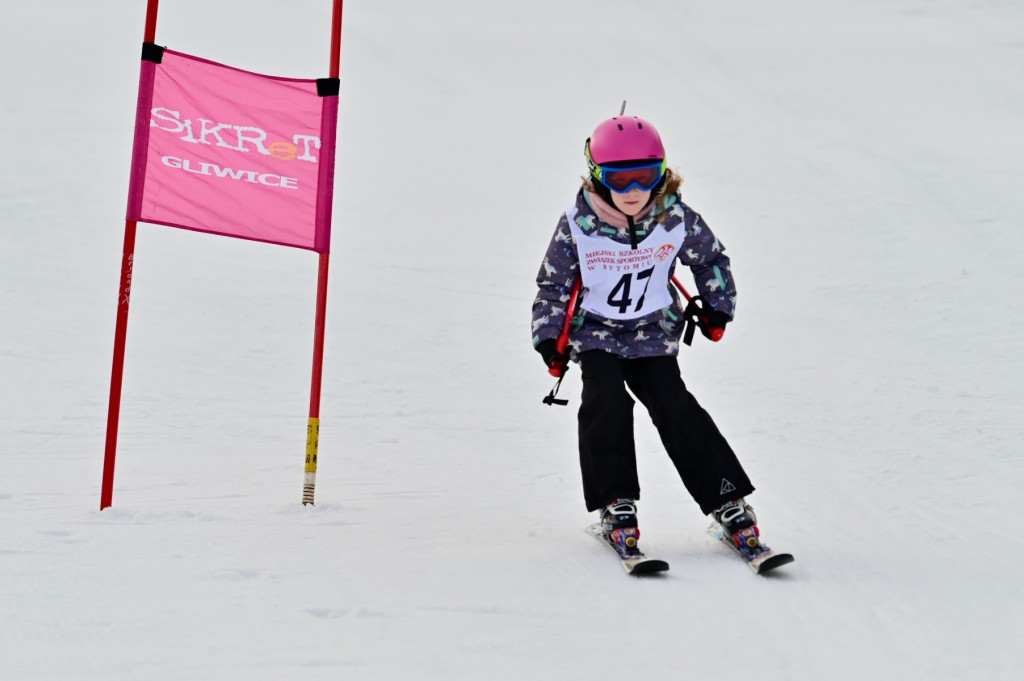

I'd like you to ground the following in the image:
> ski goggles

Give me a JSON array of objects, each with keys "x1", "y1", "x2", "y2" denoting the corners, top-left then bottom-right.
[{"x1": 594, "y1": 160, "x2": 666, "y2": 193}]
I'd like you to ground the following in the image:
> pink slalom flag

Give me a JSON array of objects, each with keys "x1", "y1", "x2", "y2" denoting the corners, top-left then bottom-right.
[
  {"x1": 126, "y1": 45, "x2": 338, "y2": 253},
  {"x1": 103, "y1": 0, "x2": 345, "y2": 511}
]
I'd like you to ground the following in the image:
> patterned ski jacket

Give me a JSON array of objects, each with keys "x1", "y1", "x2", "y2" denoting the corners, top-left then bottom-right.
[{"x1": 532, "y1": 188, "x2": 736, "y2": 359}]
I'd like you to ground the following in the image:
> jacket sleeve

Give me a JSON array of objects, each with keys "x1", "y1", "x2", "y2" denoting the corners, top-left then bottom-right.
[
  {"x1": 676, "y1": 210, "x2": 737, "y2": 319},
  {"x1": 532, "y1": 213, "x2": 580, "y2": 347}
]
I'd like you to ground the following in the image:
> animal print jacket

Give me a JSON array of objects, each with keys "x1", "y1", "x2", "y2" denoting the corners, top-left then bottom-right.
[{"x1": 532, "y1": 188, "x2": 737, "y2": 359}]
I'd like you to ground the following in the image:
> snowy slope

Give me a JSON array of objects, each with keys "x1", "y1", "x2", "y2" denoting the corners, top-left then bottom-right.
[{"x1": 2, "y1": 0, "x2": 1022, "y2": 679}]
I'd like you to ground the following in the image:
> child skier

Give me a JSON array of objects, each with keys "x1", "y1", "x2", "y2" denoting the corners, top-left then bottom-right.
[{"x1": 532, "y1": 114, "x2": 765, "y2": 564}]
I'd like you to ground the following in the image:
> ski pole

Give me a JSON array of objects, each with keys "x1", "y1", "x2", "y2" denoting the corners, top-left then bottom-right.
[
  {"x1": 542, "y1": 279, "x2": 580, "y2": 406},
  {"x1": 549, "y1": 279, "x2": 580, "y2": 377},
  {"x1": 671, "y1": 276, "x2": 724, "y2": 343}
]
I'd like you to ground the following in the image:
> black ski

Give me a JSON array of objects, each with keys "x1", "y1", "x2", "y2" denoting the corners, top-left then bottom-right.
[
  {"x1": 707, "y1": 521, "x2": 794, "y2": 575},
  {"x1": 586, "y1": 523, "x2": 669, "y2": 575}
]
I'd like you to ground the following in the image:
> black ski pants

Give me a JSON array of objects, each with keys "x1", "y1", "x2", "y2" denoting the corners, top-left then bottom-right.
[{"x1": 577, "y1": 350, "x2": 754, "y2": 515}]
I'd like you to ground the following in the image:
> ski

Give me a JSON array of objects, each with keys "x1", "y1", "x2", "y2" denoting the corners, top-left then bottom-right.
[
  {"x1": 586, "y1": 523, "x2": 670, "y2": 575},
  {"x1": 707, "y1": 520, "x2": 794, "y2": 575}
]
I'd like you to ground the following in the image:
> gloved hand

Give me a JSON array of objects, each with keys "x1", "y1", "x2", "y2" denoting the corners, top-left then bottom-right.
[
  {"x1": 700, "y1": 308, "x2": 731, "y2": 341},
  {"x1": 536, "y1": 339, "x2": 570, "y2": 370},
  {"x1": 682, "y1": 295, "x2": 730, "y2": 344}
]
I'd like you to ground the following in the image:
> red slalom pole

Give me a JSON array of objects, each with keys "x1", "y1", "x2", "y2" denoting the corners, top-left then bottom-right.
[
  {"x1": 303, "y1": 252, "x2": 329, "y2": 506},
  {"x1": 142, "y1": 0, "x2": 159, "y2": 44},
  {"x1": 329, "y1": 0, "x2": 344, "y2": 79},
  {"x1": 101, "y1": 0, "x2": 161, "y2": 511},
  {"x1": 303, "y1": 0, "x2": 344, "y2": 506},
  {"x1": 101, "y1": 223, "x2": 138, "y2": 510}
]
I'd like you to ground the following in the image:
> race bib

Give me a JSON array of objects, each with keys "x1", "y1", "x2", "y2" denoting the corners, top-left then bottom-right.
[{"x1": 567, "y1": 206, "x2": 685, "y2": 320}]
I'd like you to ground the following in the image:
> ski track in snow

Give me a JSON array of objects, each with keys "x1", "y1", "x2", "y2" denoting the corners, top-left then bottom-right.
[{"x1": 2, "y1": 0, "x2": 1022, "y2": 679}]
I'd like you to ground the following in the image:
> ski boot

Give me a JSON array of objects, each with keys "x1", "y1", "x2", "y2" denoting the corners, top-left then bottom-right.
[
  {"x1": 601, "y1": 499, "x2": 641, "y2": 555},
  {"x1": 709, "y1": 498, "x2": 794, "y2": 573},
  {"x1": 712, "y1": 498, "x2": 760, "y2": 552}
]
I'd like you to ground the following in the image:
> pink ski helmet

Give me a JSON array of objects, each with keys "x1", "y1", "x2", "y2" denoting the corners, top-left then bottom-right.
[{"x1": 585, "y1": 116, "x2": 666, "y2": 186}]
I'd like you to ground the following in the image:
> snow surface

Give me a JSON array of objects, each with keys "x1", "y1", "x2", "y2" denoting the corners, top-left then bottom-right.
[{"x1": 2, "y1": 0, "x2": 1023, "y2": 678}]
